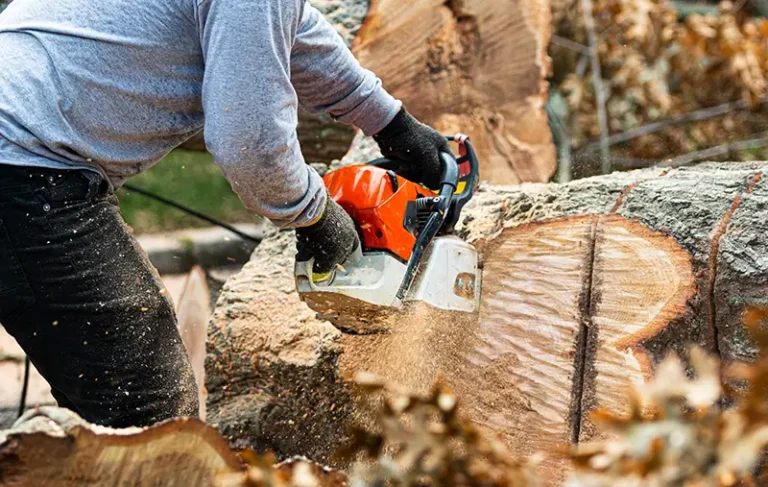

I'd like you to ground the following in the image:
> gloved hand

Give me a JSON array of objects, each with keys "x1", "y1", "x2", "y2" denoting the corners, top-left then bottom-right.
[
  {"x1": 373, "y1": 108, "x2": 451, "y2": 189},
  {"x1": 296, "y1": 194, "x2": 360, "y2": 278}
]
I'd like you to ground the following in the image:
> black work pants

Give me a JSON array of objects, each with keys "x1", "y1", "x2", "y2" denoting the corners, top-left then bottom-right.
[{"x1": 0, "y1": 165, "x2": 198, "y2": 427}]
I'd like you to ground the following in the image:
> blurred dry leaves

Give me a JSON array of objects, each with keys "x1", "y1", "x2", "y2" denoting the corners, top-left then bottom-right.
[
  {"x1": 337, "y1": 372, "x2": 541, "y2": 486},
  {"x1": 566, "y1": 306, "x2": 768, "y2": 487},
  {"x1": 215, "y1": 373, "x2": 540, "y2": 487},
  {"x1": 552, "y1": 0, "x2": 768, "y2": 160}
]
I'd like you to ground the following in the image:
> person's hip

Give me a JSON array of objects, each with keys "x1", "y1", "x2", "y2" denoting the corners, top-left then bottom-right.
[{"x1": 0, "y1": 164, "x2": 111, "y2": 204}]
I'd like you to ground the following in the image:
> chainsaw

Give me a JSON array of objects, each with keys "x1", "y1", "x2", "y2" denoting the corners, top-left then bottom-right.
[{"x1": 294, "y1": 135, "x2": 481, "y2": 333}]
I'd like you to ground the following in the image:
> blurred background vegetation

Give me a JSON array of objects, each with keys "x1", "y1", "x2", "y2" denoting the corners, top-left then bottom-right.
[{"x1": 117, "y1": 150, "x2": 258, "y2": 234}]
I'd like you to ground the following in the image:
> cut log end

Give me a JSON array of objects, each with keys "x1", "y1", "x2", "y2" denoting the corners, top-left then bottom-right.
[
  {"x1": 353, "y1": 0, "x2": 555, "y2": 184},
  {"x1": 339, "y1": 213, "x2": 695, "y2": 483},
  {"x1": 0, "y1": 408, "x2": 242, "y2": 486}
]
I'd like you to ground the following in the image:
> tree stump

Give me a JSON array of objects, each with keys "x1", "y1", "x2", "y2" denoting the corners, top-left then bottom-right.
[{"x1": 206, "y1": 163, "x2": 768, "y2": 484}]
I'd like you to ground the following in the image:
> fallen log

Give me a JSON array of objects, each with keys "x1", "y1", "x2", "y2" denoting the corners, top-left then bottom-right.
[
  {"x1": 0, "y1": 407, "x2": 242, "y2": 486},
  {"x1": 206, "y1": 162, "x2": 768, "y2": 484}
]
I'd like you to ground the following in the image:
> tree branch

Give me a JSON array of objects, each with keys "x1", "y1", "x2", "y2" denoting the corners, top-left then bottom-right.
[
  {"x1": 659, "y1": 132, "x2": 768, "y2": 168},
  {"x1": 581, "y1": 0, "x2": 612, "y2": 174},
  {"x1": 578, "y1": 95, "x2": 768, "y2": 154},
  {"x1": 551, "y1": 35, "x2": 591, "y2": 56}
]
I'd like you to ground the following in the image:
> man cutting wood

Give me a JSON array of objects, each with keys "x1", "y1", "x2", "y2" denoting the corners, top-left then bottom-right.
[{"x1": 0, "y1": 0, "x2": 449, "y2": 427}]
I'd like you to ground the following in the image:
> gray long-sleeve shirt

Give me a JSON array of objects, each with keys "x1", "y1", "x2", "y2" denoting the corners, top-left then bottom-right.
[{"x1": 0, "y1": 0, "x2": 400, "y2": 227}]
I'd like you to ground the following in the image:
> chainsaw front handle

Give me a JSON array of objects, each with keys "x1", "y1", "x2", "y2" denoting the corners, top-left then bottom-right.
[
  {"x1": 295, "y1": 244, "x2": 364, "y2": 285},
  {"x1": 443, "y1": 134, "x2": 480, "y2": 233}
]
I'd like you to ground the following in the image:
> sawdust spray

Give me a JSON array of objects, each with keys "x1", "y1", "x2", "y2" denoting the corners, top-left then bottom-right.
[{"x1": 339, "y1": 304, "x2": 477, "y2": 395}]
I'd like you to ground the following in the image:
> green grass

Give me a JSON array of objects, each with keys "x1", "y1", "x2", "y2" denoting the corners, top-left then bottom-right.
[{"x1": 117, "y1": 149, "x2": 259, "y2": 234}]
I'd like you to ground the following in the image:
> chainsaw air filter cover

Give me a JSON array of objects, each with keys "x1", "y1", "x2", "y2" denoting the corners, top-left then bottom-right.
[{"x1": 322, "y1": 165, "x2": 432, "y2": 262}]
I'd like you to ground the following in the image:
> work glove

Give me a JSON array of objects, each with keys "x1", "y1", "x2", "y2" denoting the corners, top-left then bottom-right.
[
  {"x1": 296, "y1": 194, "x2": 360, "y2": 279},
  {"x1": 373, "y1": 108, "x2": 451, "y2": 189}
]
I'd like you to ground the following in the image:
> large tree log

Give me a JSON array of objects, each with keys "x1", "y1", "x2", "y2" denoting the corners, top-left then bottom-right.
[
  {"x1": 206, "y1": 162, "x2": 768, "y2": 484},
  {"x1": 352, "y1": 0, "x2": 555, "y2": 184}
]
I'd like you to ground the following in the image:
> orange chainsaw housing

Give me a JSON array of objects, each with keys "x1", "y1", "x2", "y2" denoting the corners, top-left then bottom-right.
[{"x1": 323, "y1": 165, "x2": 432, "y2": 262}]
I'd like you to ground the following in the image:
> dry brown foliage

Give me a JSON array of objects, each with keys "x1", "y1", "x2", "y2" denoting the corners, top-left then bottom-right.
[
  {"x1": 566, "y1": 306, "x2": 768, "y2": 486},
  {"x1": 336, "y1": 372, "x2": 541, "y2": 486},
  {"x1": 553, "y1": 0, "x2": 768, "y2": 161}
]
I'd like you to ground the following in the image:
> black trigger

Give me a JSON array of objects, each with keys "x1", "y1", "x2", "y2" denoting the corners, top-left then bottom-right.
[{"x1": 386, "y1": 170, "x2": 399, "y2": 192}]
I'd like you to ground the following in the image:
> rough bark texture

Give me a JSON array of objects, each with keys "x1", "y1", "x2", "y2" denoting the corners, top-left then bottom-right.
[
  {"x1": 714, "y1": 173, "x2": 768, "y2": 366},
  {"x1": 0, "y1": 407, "x2": 242, "y2": 486},
  {"x1": 205, "y1": 230, "x2": 350, "y2": 464},
  {"x1": 207, "y1": 162, "x2": 768, "y2": 484},
  {"x1": 352, "y1": 0, "x2": 555, "y2": 184}
]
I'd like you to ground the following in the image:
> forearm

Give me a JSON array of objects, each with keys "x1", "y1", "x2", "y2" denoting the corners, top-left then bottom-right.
[
  {"x1": 215, "y1": 140, "x2": 326, "y2": 228},
  {"x1": 291, "y1": 4, "x2": 400, "y2": 135},
  {"x1": 199, "y1": 0, "x2": 326, "y2": 228}
]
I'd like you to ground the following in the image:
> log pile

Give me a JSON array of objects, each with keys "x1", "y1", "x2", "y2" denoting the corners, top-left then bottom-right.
[{"x1": 206, "y1": 162, "x2": 768, "y2": 484}]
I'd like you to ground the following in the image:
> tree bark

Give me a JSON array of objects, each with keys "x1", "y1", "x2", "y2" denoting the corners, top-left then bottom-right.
[{"x1": 206, "y1": 162, "x2": 768, "y2": 484}]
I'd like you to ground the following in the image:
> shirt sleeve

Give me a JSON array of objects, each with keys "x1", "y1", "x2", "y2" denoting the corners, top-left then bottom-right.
[
  {"x1": 197, "y1": 0, "x2": 325, "y2": 228},
  {"x1": 290, "y1": 4, "x2": 401, "y2": 136}
]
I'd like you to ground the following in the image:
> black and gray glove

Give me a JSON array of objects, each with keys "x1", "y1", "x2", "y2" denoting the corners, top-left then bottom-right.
[
  {"x1": 296, "y1": 194, "x2": 360, "y2": 276},
  {"x1": 373, "y1": 108, "x2": 451, "y2": 189}
]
